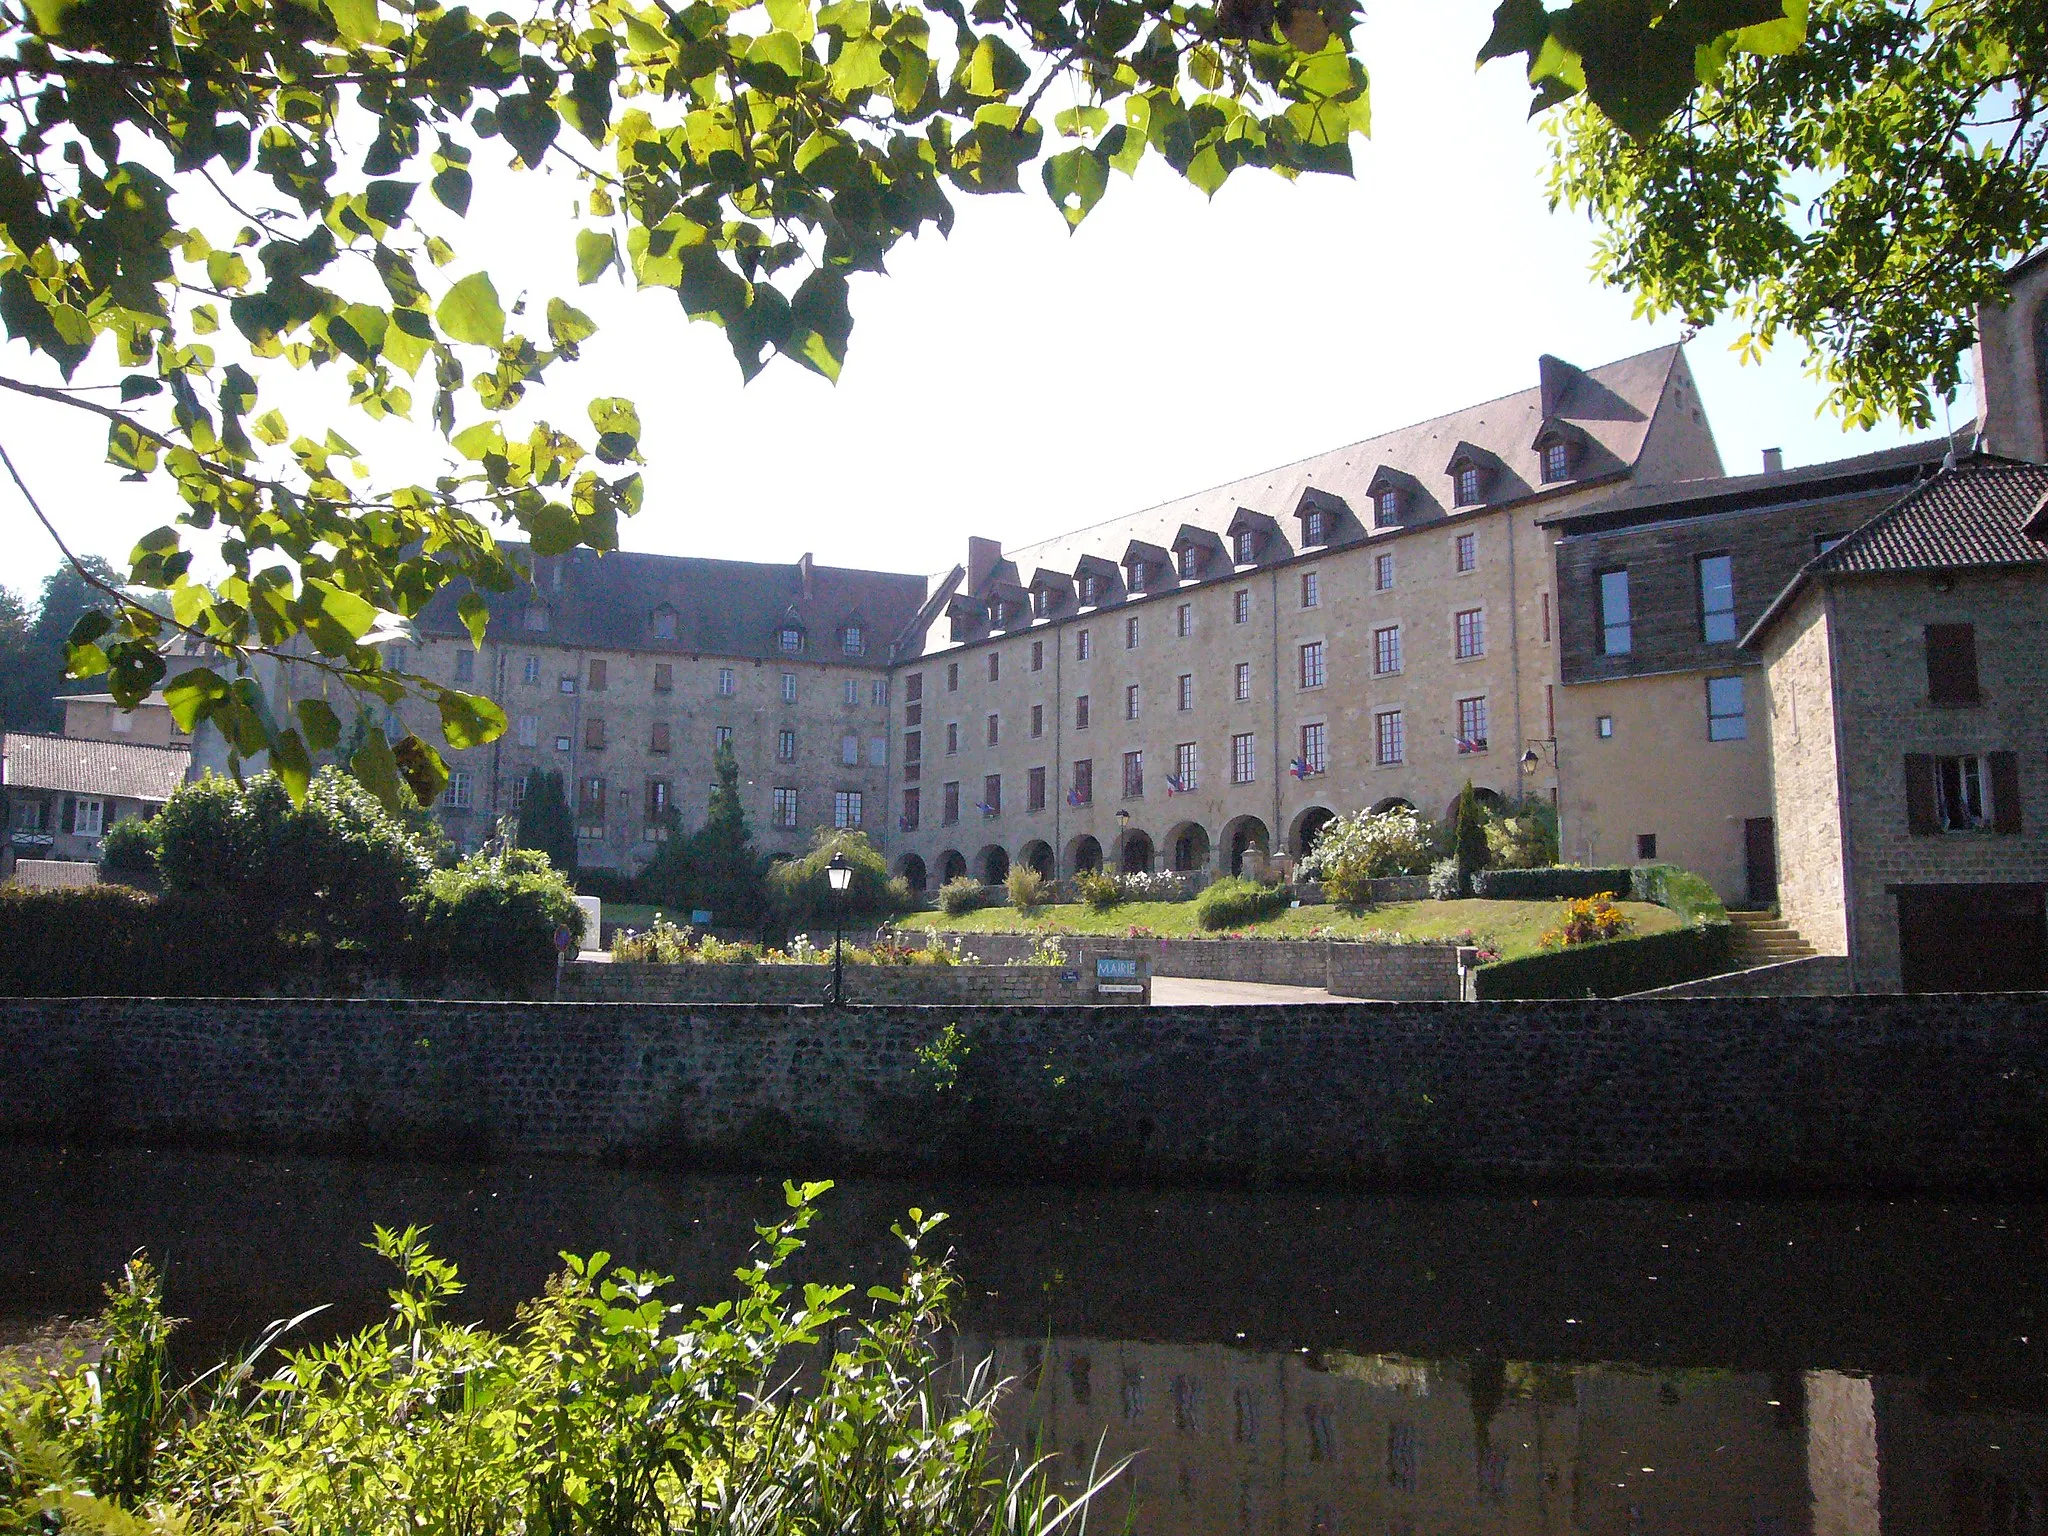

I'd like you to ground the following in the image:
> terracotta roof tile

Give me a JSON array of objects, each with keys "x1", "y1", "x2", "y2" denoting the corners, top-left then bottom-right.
[{"x1": 1, "y1": 733, "x2": 191, "y2": 802}]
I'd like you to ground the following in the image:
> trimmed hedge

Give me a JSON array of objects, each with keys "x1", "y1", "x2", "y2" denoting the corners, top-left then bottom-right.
[
  {"x1": 1193, "y1": 877, "x2": 1291, "y2": 931},
  {"x1": 1628, "y1": 862, "x2": 1728, "y2": 924},
  {"x1": 1469, "y1": 866, "x2": 1634, "y2": 901},
  {"x1": 1474, "y1": 922, "x2": 1736, "y2": 999}
]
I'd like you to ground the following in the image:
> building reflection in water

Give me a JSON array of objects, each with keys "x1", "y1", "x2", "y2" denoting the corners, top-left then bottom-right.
[{"x1": 962, "y1": 1336, "x2": 2048, "y2": 1536}]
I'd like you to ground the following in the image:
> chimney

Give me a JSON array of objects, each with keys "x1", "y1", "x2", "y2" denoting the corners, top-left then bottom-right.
[
  {"x1": 797, "y1": 551, "x2": 814, "y2": 600},
  {"x1": 1761, "y1": 447, "x2": 1784, "y2": 475},
  {"x1": 967, "y1": 536, "x2": 1001, "y2": 592},
  {"x1": 1537, "y1": 354, "x2": 1580, "y2": 420}
]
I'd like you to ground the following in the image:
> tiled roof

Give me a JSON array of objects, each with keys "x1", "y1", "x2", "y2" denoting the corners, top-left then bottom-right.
[
  {"x1": 416, "y1": 547, "x2": 929, "y2": 668},
  {"x1": 928, "y1": 344, "x2": 1697, "y2": 645},
  {"x1": 1741, "y1": 456, "x2": 2048, "y2": 648},
  {"x1": 1, "y1": 732, "x2": 191, "y2": 802}
]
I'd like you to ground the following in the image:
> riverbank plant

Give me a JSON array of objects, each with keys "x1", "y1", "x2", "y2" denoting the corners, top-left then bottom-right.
[{"x1": 0, "y1": 1186, "x2": 1125, "y2": 1535}]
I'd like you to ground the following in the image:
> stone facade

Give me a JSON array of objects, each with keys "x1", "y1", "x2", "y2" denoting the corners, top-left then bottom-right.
[
  {"x1": 558, "y1": 959, "x2": 1141, "y2": 1005},
  {"x1": 11, "y1": 992, "x2": 2048, "y2": 1189},
  {"x1": 1756, "y1": 587, "x2": 1850, "y2": 954},
  {"x1": 956, "y1": 933, "x2": 1460, "y2": 1000}
]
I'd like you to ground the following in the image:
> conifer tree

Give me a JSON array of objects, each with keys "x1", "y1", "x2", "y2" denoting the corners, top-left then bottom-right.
[{"x1": 515, "y1": 769, "x2": 576, "y2": 878}]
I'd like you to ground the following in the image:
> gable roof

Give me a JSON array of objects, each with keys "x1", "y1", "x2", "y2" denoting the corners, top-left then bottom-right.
[
  {"x1": 1742, "y1": 456, "x2": 2048, "y2": 648},
  {"x1": 1, "y1": 732, "x2": 191, "y2": 802},
  {"x1": 417, "y1": 545, "x2": 928, "y2": 668}
]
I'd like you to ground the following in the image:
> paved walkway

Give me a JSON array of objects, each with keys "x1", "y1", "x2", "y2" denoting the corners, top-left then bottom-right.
[{"x1": 1149, "y1": 975, "x2": 1350, "y2": 1006}]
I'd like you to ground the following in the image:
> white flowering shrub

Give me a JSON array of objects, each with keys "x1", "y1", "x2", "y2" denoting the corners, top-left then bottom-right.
[{"x1": 1299, "y1": 808, "x2": 1439, "y2": 905}]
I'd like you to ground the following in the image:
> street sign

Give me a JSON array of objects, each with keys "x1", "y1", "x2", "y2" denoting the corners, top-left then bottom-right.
[{"x1": 552, "y1": 925, "x2": 576, "y2": 953}]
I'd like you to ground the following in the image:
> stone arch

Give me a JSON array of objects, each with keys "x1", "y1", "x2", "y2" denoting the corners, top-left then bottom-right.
[
  {"x1": 1066, "y1": 834, "x2": 1103, "y2": 874},
  {"x1": 1443, "y1": 787, "x2": 1507, "y2": 823},
  {"x1": 979, "y1": 844, "x2": 1011, "y2": 885},
  {"x1": 895, "y1": 853, "x2": 928, "y2": 892},
  {"x1": 1020, "y1": 839, "x2": 1055, "y2": 879},
  {"x1": 938, "y1": 849, "x2": 968, "y2": 884},
  {"x1": 1165, "y1": 820, "x2": 1211, "y2": 873},
  {"x1": 1220, "y1": 814, "x2": 1270, "y2": 876},
  {"x1": 1369, "y1": 795, "x2": 1415, "y2": 815},
  {"x1": 1119, "y1": 827, "x2": 1155, "y2": 874},
  {"x1": 1291, "y1": 805, "x2": 1337, "y2": 859}
]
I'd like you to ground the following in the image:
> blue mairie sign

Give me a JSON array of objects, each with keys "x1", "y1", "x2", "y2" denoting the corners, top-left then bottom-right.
[{"x1": 1095, "y1": 955, "x2": 1145, "y2": 996}]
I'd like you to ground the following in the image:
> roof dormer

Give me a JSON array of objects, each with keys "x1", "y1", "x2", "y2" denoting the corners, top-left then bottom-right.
[
  {"x1": 1364, "y1": 467, "x2": 1421, "y2": 529},
  {"x1": 774, "y1": 612, "x2": 808, "y2": 653},
  {"x1": 1444, "y1": 442, "x2": 1503, "y2": 508},
  {"x1": 1170, "y1": 524, "x2": 1226, "y2": 580},
  {"x1": 984, "y1": 577, "x2": 1030, "y2": 628},
  {"x1": 837, "y1": 610, "x2": 869, "y2": 656},
  {"x1": 1531, "y1": 419, "x2": 1589, "y2": 484},
  {"x1": 1121, "y1": 540, "x2": 1170, "y2": 594},
  {"x1": 1073, "y1": 554, "x2": 1120, "y2": 607},
  {"x1": 1293, "y1": 488, "x2": 1349, "y2": 548},
  {"x1": 1029, "y1": 567, "x2": 1075, "y2": 618},
  {"x1": 944, "y1": 592, "x2": 984, "y2": 642},
  {"x1": 1225, "y1": 508, "x2": 1281, "y2": 565}
]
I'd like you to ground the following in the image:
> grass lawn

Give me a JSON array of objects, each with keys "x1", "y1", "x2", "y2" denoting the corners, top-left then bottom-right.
[
  {"x1": 894, "y1": 897, "x2": 1679, "y2": 961},
  {"x1": 597, "y1": 902, "x2": 663, "y2": 930}
]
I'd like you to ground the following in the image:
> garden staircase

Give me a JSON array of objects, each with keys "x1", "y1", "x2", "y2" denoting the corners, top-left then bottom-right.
[{"x1": 1726, "y1": 911, "x2": 1817, "y2": 969}]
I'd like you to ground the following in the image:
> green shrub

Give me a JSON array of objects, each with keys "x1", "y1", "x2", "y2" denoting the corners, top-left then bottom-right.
[
  {"x1": 1470, "y1": 867, "x2": 1634, "y2": 901},
  {"x1": 97, "y1": 813, "x2": 161, "y2": 878},
  {"x1": 1194, "y1": 876, "x2": 1291, "y2": 931},
  {"x1": 573, "y1": 867, "x2": 640, "y2": 906},
  {"x1": 767, "y1": 830, "x2": 914, "y2": 932},
  {"x1": 1475, "y1": 922, "x2": 1736, "y2": 998},
  {"x1": 635, "y1": 744, "x2": 768, "y2": 926},
  {"x1": 1427, "y1": 857, "x2": 1462, "y2": 901},
  {"x1": 1450, "y1": 783, "x2": 1490, "y2": 896},
  {"x1": 1299, "y1": 807, "x2": 1436, "y2": 904},
  {"x1": 409, "y1": 848, "x2": 583, "y2": 992},
  {"x1": 1483, "y1": 799, "x2": 1559, "y2": 869},
  {"x1": 936, "y1": 876, "x2": 984, "y2": 916},
  {"x1": 513, "y1": 767, "x2": 576, "y2": 875},
  {"x1": 1630, "y1": 862, "x2": 1728, "y2": 924},
  {"x1": 0, "y1": 886, "x2": 286, "y2": 996},
  {"x1": 1074, "y1": 868, "x2": 1121, "y2": 911},
  {"x1": 1005, "y1": 865, "x2": 1052, "y2": 912}
]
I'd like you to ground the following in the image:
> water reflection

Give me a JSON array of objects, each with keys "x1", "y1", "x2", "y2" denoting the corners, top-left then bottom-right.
[{"x1": 4, "y1": 1146, "x2": 2047, "y2": 1534}]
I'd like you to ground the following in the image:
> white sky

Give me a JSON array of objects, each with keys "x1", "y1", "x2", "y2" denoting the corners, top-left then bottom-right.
[{"x1": 0, "y1": 1, "x2": 1949, "y2": 604}]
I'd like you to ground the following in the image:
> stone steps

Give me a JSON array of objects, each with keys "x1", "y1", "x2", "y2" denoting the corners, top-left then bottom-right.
[{"x1": 1726, "y1": 911, "x2": 1817, "y2": 966}]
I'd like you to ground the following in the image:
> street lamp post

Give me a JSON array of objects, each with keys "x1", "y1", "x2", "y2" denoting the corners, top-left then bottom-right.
[
  {"x1": 1115, "y1": 808, "x2": 1130, "y2": 873},
  {"x1": 825, "y1": 850, "x2": 853, "y2": 1006}
]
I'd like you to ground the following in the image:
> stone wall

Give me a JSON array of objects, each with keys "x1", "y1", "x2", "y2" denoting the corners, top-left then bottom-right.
[
  {"x1": 1630, "y1": 955, "x2": 1853, "y2": 998},
  {"x1": 16, "y1": 992, "x2": 2045, "y2": 1189},
  {"x1": 560, "y1": 960, "x2": 1137, "y2": 1005},
  {"x1": 946, "y1": 933, "x2": 1460, "y2": 1000}
]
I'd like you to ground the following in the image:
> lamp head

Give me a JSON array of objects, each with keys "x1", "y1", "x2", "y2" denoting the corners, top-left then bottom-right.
[
  {"x1": 1520, "y1": 748, "x2": 1540, "y2": 771},
  {"x1": 826, "y1": 851, "x2": 854, "y2": 893},
  {"x1": 1116, "y1": 809, "x2": 1130, "y2": 831}
]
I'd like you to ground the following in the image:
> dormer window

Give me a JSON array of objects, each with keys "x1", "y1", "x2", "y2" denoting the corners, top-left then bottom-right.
[
  {"x1": 1455, "y1": 466, "x2": 1481, "y2": 506},
  {"x1": 522, "y1": 605, "x2": 549, "y2": 633},
  {"x1": 778, "y1": 626, "x2": 804, "y2": 653},
  {"x1": 1176, "y1": 546, "x2": 1198, "y2": 579},
  {"x1": 842, "y1": 625, "x2": 864, "y2": 656},
  {"x1": 1376, "y1": 489, "x2": 1401, "y2": 527},
  {"x1": 1303, "y1": 509, "x2": 1330, "y2": 546},
  {"x1": 1079, "y1": 573, "x2": 1100, "y2": 605},
  {"x1": 1032, "y1": 588, "x2": 1047, "y2": 618},
  {"x1": 651, "y1": 606, "x2": 677, "y2": 641},
  {"x1": 1543, "y1": 440, "x2": 1571, "y2": 482},
  {"x1": 1125, "y1": 562, "x2": 1147, "y2": 593},
  {"x1": 1233, "y1": 530, "x2": 1256, "y2": 564}
]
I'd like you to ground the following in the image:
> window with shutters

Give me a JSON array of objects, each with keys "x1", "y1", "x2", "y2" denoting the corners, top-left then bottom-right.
[
  {"x1": 650, "y1": 721, "x2": 671, "y2": 754},
  {"x1": 584, "y1": 717, "x2": 606, "y2": 750},
  {"x1": 1028, "y1": 766, "x2": 1047, "y2": 811},
  {"x1": 653, "y1": 662, "x2": 673, "y2": 694},
  {"x1": 942, "y1": 781, "x2": 960, "y2": 824},
  {"x1": 587, "y1": 659, "x2": 607, "y2": 691},
  {"x1": 1072, "y1": 758, "x2": 1093, "y2": 805},
  {"x1": 70, "y1": 797, "x2": 105, "y2": 837},
  {"x1": 1925, "y1": 624, "x2": 1981, "y2": 704}
]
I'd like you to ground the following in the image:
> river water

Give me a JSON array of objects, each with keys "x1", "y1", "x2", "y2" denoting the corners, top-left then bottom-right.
[{"x1": 4, "y1": 1143, "x2": 2045, "y2": 1533}]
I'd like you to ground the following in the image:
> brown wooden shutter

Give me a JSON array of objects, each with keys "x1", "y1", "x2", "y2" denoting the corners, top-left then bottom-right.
[
  {"x1": 1904, "y1": 754, "x2": 1938, "y2": 834},
  {"x1": 60, "y1": 796, "x2": 76, "y2": 834},
  {"x1": 1989, "y1": 751, "x2": 2022, "y2": 834},
  {"x1": 1925, "y1": 624, "x2": 1980, "y2": 704}
]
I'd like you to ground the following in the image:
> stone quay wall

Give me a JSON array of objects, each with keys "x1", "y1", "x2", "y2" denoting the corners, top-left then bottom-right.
[
  {"x1": 953, "y1": 934, "x2": 1460, "y2": 1000},
  {"x1": 560, "y1": 960, "x2": 1142, "y2": 1006},
  {"x1": 8, "y1": 993, "x2": 2048, "y2": 1190}
]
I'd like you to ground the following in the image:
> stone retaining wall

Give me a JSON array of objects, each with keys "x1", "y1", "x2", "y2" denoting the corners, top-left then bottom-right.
[
  {"x1": 10, "y1": 993, "x2": 2048, "y2": 1189},
  {"x1": 939, "y1": 934, "x2": 1460, "y2": 1000},
  {"x1": 561, "y1": 961, "x2": 1142, "y2": 1005},
  {"x1": 1631, "y1": 955, "x2": 1853, "y2": 998}
]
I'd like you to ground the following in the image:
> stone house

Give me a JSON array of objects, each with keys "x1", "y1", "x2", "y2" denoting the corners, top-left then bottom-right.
[
  {"x1": 1744, "y1": 456, "x2": 2048, "y2": 992},
  {"x1": 1, "y1": 729, "x2": 191, "y2": 870}
]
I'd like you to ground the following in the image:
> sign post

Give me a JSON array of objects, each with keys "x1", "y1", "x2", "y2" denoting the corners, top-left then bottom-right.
[
  {"x1": 552, "y1": 924, "x2": 575, "y2": 1002},
  {"x1": 1094, "y1": 955, "x2": 1145, "y2": 998}
]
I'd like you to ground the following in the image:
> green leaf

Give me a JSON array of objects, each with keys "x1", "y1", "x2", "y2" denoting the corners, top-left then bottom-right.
[
  {"x1": 67, "y1": 609, "x2": 113, "y2": 647},
  {"x1": 1043, "y1": 146, "x2": 1108, "y2": 228},
  {"x1": 457, "y1": 591, "x2": 491, "y2": 649},
  {"x1": 296, "y1": 696, "x2": 342, "y2": 751},
  {"x1": 324, "y1": 0, "x2": 379, "y2": 43},
  {"x1": 748, "y1": 31, "x2": 807, "y2": 81},
  {"x1": 304, "y1": 577, "x2": 378, "y2": 641},
  {"x1": 431, "y1": 166, "x2": 473, "y2": 216},
  {"x1": 767, "y1": 0, "x2": 817, "y2": 41},
  {"x1": 350, "y1": 725, "x2": 405, "y2": 812},
  {"x1": 452, "y1": 421, "x2": 507, "y2": 461},
  {"x1": 436, "y1": 272, "x2": 505, "y2": 347},
  {"x1": 547, "y1": 298, "x2": 597, "y2": 348},
  {"x1": 164, "y1": 667, "x2": 230, "y2": 732},
  {"x1": 436, "y1": 690, "x2": 509, "y2": 750},
  {"x1": 106, "y1": 419, "x2": 158, "y2": 475},
  {"x1": 270, "y1": 726, "x2": 312, "y2": 804},
  {"x1": 497, "y1": 93, "x2": 562, "y2": 168},
  {"x1": 575, "y1": 230, "x2": 618, "y2": 285},
  {"x1": 1185, "y1": 143, "x2": 1228, "y2": 197},
  {"x1": 623, "y1": 13, "x2": 670, "y2": 56},
  {"x1": 588, "y1": 397, "x2": 643, "y2": 462},
  {"x1": 393, "y1": 733, "x2": 450, "y2": 803}
]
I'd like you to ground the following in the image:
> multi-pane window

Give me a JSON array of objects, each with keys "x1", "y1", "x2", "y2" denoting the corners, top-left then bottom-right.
[
  {"x1": 1936, "y1": 755, "x2": 1989, "y2": 830},
  {"x1": 718, "y1": 667, "x2": 736, "y2": 696},
  {"x1": 1079, "y1": 573, "x2": 1100, "y2": 605},
  {"x1": 981, "y1": 774, "x2": 1001, "y2": 816},
  {"x1": 1072, "y1": 758, "x2": 1093, "y2": 805},
  {"x1": 584, "y1": 717, "x2": 607, "y2": 750},
  {"x1": 1299, "y1": 641, "x2": 1326, "y2": 689},
  {"x1": 523, "y1": 655, "x2": 541, "y2": 685},
  {"x1": 986, "y1": 713, "x2": 1000, "y2": 747},
  {"x1": 646, "y1": 778, "x2": 670, "y2": 819},
  {"x1": 1544, "y1": 440, "x2": 1571, "y2": 481},
  {"x1": 1706, "y1": 675, "x2": 1747, "y2": 740},
  {"x1": 1122, "y1": 750, "x2": 1144, "y2": 798},
  {"x1": 842, "y1": 625, "x2": 864, "y2": 655},
  {"x1": 833, "y1": 790, "x2": 863, "y2": 828},
  {"x1": 651, "y1": 721, "x2": 672, "y2": 754},
  {"x1": 1176, "y1": 602, "x2": 1193, "y2": 638},
  {"x1": 443, "y1": 770, "x2": 474, "y2": 811},
  {"x1": 714, "y1": 725, "x2": 732, "y2": 752},
  {"x1": 844, "y1": 679, "x2": 859, "y2": 706},
  {"x1": 1234, "y1": 662, "x2": 1252, "y2": 702},
  {"x1": 1299, "y1": 722, "x2": 1326, "y2": 776},
  {"x1": 942, "y1": 781, "x2": 960, "y2": 825},
  {"x1": 1375, "y1": 552, "x2": 1395, "y2": 591},
  {"x1": 841, "y1": 733, "x2": 859, "y2": 766},
  {"x1": 945, "y1": 722, "x2": 959, "y2": 755},
  {"x1": 868, "y1": 736, "x2": 887, "y2": 767},
  {"x1": 1233, "y1": 589, "x2": 1250, "y2": 624},
  {"x1": 454, "y1": 648, "x2": 474, "y2": 683},
  {"x1": 579, "y1": 776, "x2": 607, "y2": 818},
  {"x1": 1032, "y1": 588, "x2": 1048, "y2": 618},
  {"x1": 778, "y1": 626, "x2": 803, "y2": 653},
  {"x1": 1177, "y1": 545, "x2": 1198, "y2": 578},
  {"x1": 773, "y1": 787, "x2": 798, "y2": 827},
  {"x1": 509, "y1": 777, "x2": 528, "y2": 810},
  {"x1": 1375, "y1": 710, "x2": 1405, "y2": 766},
  {"x1": 1599, "y1": 569, "x2": 1632, "y2": 655},
  {"x1": 1455, "y1": 608, "x2": 1485, "y2": 659},
  {"x1": 1300, "y1": 571, "x2": 1319, "y2": 608},
  {"x1": 1374, "y1": 625, "x2": 1402, "y2": 675},
  {"x1": 901, "y1": 788, "x2": 920, "y2": 829},
  {"x1": 1376, "y1": 489, "x2": 1401, "y2": 527},
  {"x1": 1455, "y1": 532, "x2": 1477, "y2": 573},
  {"x1": 1125, "y1": 616, "x2": 1140, "y2": 649},
  {"x1": 1455, "y1": 466, "x2": 1481, "y2": 506},
  {"x1": 1303, "y1": 509, "x2": 1329, "y2": 545},
  {"x1": 1177, "y1": 674, "x2": 1194, "y2": 711},
  {"x1": 1699, "y1": 554, "x2": 1737, "y2": 643},
  {"x1": 1233, "y1": 531, "x2": 1256, "y2": 563},
  {"x1": 1030, "y1": 703, "x2": 1044, "y2": 738},
  {"x1": 587, "y1": 659, "x2": 607, "y2": 691},
  {"x1": 872, "y1": 679, "x2": 888, "y2": 706},
  {"x1": 1077, "y1": 629, "x2": 1092, "y2": 661},
  {"x1": 1126, "y1": 562, "x2": 1147, "y2": 594},
  {"x1": 778, "y1": 729, "x2": 797, "y2": 762},
  {"x1": 1174, "y1": 741, "x2": 1198, "y2": 794},
  {"x1": 904, "y1": 731, "x2": 921, "y2": 776},
  {"x1": 517, "y1": 715, "x2": 539, "y2": 747},
  {"x1": 988, "y1": 652, "x2": 1000, "y2": 682},
  {"x1": 782, "y1": 672, "x2": 797, "y2": 703},
  {"x1": 1925, "y1": 623, "x2": 1980, "y2": 704},
  {"x1": 1076, "y1": 694, "x2": 1091, "y2": 730},
  {"x1": 1028, "y1": 766, "x2": 1047, "y2": 811},
  {"x1": 1457, "y1": 696, "x2": 1489, "y2": 752},
  {"x1": 947, "y1": 661, "x2": 960, "y2": 691},
  {"x1": 1031, "y1": 640, "x2": 1044, "y2": 672},
  {"x1": 523, "y1": 606, "x2": 549, "y2": 632},
  {"x1": 653, "y1": 662, "x2": 673, "y2": 694},
  {"x1": 1125, "y1": 684, "x2": 1140, "y2": 720},
  {"x1": 1231, "y1": 732, "x2": 1256, "y2": 785}
]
